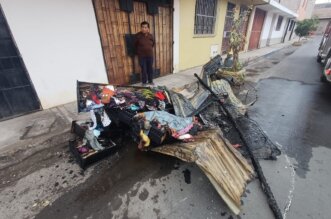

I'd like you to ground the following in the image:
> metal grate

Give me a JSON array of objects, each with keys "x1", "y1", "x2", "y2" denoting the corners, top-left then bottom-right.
[
  {"x1": 0, "y1": 6, "x2": 40, "y2": 120},
  {"x1": 194, "y1": 0, "x2": 217, "y2": 35}
]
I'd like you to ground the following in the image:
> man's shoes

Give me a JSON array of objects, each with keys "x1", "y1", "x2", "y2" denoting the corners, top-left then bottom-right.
[{"x1": 141, "y1": 82, "x2": 155, "y2": 87}]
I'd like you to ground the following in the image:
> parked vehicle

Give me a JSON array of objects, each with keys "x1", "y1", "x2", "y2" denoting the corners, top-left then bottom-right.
[
  {"x1": 321, "y1": 56, "x2": 331, "y2": 82},
  {"x1": 317, "y1": 21, "x2": 331, "y2": 82},
  {"x1": 317, "y1": 21, "x2": 331, "y2": 64}
]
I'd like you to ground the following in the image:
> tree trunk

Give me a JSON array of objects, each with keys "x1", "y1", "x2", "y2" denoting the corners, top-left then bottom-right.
[{"x1": 233, "y1": 48, "x2": 239, "y2": 72}]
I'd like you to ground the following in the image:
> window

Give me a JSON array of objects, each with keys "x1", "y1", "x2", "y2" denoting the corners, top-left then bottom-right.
[
  {"x1": 223, "y1": 3, "x2": 235, "y2": 39},
  {"x1": 239, "y1": 5, "x2": 248, "y2": 17},
  {"x1": 194, "y1": 0, "x2": 217, "y2": 35},
  {"x1": 275, "y1": 15, "x2": 283, "y2": 31},
  {"x1": 289, "y1": 20, "x2": 294, "y2": 31},
  {"x1": 226, "y1": 3, "x2": 236, "y2": 17}
]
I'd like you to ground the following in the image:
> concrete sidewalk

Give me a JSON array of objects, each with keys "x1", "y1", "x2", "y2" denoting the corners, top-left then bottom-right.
[
  {"x1": 0, "y1": 102, "x2": 90, "y2": 169},
  {"x1": 0, "y1": 39, "x2": 298, "y2": 168},
  {"x1": 154, "y1": 38, "x2": 299, "y2": 88},
  {"x1": 239, "y1": 38, "x2": 299, "y2": 66}
]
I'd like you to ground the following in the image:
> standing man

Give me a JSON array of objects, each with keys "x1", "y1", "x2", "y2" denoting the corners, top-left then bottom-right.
[{"x1": 134, "y1": 21, "x2": 155, "y2": 85}]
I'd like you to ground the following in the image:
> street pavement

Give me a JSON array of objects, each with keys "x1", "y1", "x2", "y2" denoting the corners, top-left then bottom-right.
[
  {"x1": 1, "y1": 37, "x2": 330, "y2": 219},
  {"x1": 248, "y1": 36, "x2": 331, "y2": 219}
]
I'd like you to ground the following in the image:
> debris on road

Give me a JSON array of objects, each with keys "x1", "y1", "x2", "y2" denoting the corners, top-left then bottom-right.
[
  {"x1": 68, "y1": 55, "x2": 281, "y2": 215},
  {"x1": 152, "y1": 128, "x2": 254, "y2": 215}
]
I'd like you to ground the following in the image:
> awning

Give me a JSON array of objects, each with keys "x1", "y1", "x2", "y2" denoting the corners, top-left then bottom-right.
[
  {"x1": 239, "y1": 0, "x2": 269, "y2": 5},
  {"x1": 257, "y1": 0, "x2": 298, "y2": 18}
]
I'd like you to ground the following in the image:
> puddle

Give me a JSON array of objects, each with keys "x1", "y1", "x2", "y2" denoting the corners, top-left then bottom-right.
[{"x1": 182, "y1": 169, "x2": 191, "y2": 184}]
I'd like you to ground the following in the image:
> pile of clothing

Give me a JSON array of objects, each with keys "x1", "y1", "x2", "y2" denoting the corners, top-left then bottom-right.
[
  {"x1": 70, "y1": 118, "x2": 117, "y2": 163},
  {"x1": 77, "y1": 82, "x2": 202, "y2": 151},
  {"x1": 78, "y1": 84, "x2": 171, "y2": 113}
]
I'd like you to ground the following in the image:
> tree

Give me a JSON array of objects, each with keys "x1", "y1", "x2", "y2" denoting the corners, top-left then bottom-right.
[
  {"x1": 295, "y1": 18, "x2": 319, "y2": 40},
  {"x1": 228, "y1": 7, "x2": 252, "y2": 72}
]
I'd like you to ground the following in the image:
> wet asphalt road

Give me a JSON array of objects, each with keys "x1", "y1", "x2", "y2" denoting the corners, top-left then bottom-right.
[
  {"x1": 35, "y1": 37, "x2": 331, "y2": 219},
  {"x1": 247, "y1": 37, "x2": 331, "y2": 219}
]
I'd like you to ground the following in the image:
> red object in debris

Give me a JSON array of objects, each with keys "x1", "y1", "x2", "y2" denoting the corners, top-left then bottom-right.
[
  {"x1": 325, "y1": 69, "x2": 331, "y2": 76},
  {"x1": 155, "y1": 91, "x2": 166, "y2": 101},
  {"x1": 232, "y1": 144, "x2": 242, "y2": 149},
  {"x1": 91, "y1": 93, "x2": 101, "y2": 104}
]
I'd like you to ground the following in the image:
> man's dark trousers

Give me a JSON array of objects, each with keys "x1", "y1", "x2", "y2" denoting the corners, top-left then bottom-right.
[{"x1": 139, "y1": 57, "x2": 153, "y2": 84}]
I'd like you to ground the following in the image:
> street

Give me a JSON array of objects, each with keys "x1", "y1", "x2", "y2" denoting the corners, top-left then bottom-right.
[
  {"x1": 1, "y1": 37, "x2": 331, "y2": 219},
  {"x1": 248, "y1": 36, "x2": 331, "y2": 219}
]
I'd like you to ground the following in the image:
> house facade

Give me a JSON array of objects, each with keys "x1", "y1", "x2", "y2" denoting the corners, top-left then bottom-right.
[
  {"x1": 0, "y1": 0, "x2": 174, "y2": 118},
  {"x1": 0, "y1": 0, "x2": 109, "y2": 119},
  {"x1": 0, "y1": 0, "x2": 312, "y2": 120},
  {"x1": 252, "y1": 0, "x2": 298, "y2": 48},
  {"x1": 312, "y1": 3, "x2": 331, "y2": 35}
]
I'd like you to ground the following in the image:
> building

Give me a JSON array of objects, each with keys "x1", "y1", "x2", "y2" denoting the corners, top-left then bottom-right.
[
  {"x1": 0, "y1": 0, "x2": 313, "y2": 120},
  {"x1": 0, "y1": 0, "x2": 174, "y2": 120},
  {"x1": 299, "y1": 0, "x2": 315, "y2": 20},
  {"x1": 279, "y1": 0, "x2": 315, "y2": 21},
  {"x1": 177, "y1": 0, "x2": 264, "y2": 70},
  {"x1": 245, "y1": 0, "x2": 298, "y2": 50},
  {"x1": 312, "y1": 2, "x2": 331, "y2": 35}
]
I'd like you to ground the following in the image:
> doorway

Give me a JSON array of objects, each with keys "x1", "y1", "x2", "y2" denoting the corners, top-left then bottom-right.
[
  {"x1": 0, "y1": 7, "x2": 40, "y2": 120},
  {"x1": 93, "y1": 0, "x2": 173, "y2": 84},
  {"x1": 248, "y1": 8, "x2": 266, "y2": 50}
]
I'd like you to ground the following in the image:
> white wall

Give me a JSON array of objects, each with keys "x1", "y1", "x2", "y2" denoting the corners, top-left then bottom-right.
[
  {"x1": 271, "y1": 14, "x2": 286, "y2": 39},
  {"x1": 173, "y1": 0, "x2": 180, "y2": 73},
  {"x1": 259, "y1": 11, "x2": 289, "y2": 47},
  {"x1": 0, "y1": 0, "x2": 108, "y2": 109},
  {"x1": 260, "y1": 11, "x2": 274, "y2": 47}
]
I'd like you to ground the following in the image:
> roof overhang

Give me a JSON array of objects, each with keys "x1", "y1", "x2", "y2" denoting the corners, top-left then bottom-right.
[
  {"x1": 238, "y1": 0, "x2": 269, "y2": 6},
  {"x1": 257, "y1": 0, "x2": 298, "y2": 18}
]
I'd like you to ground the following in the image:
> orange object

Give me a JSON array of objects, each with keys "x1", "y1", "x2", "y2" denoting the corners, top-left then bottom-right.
[{"x1": 101, "y1": 87, "x2": 115, "y2": 104}]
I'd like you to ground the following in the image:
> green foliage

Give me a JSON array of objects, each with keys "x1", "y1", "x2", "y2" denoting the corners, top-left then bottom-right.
[
  {"x1": 310, "y1": 17, "x2": 319, "y2": 31},
  {"x1": 295, "y1": 18, "x2": 319, "y2": 39}
]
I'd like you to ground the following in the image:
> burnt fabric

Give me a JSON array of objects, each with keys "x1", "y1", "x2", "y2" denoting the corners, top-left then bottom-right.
[
  {"x1": 83, "y1": 130, "x2": 104, "y2": 151},
  {"x1": 144, "y1": 111, "x2": 194, "y2": 132}
]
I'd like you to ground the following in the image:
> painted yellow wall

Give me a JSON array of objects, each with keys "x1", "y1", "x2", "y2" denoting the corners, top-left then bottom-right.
[{"x1": 179, "y1": 0, "x2": 227, "y2": 71}]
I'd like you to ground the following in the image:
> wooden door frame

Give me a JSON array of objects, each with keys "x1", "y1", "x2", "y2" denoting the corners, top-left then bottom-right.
[
  {"x1": 248, "y1": 7, "x2": 266, "y2": 50},
  {"x1": 91, "y1": 0, "x2": 174, "y2": 84},
  {"x1": 91, "y1": 0, "x2": 111, "y2": 83}
]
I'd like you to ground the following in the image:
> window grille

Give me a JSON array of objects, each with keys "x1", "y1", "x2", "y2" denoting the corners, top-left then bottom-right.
[{"x1": 194, "y1": 0, "x2": 218, "y2": 35}]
